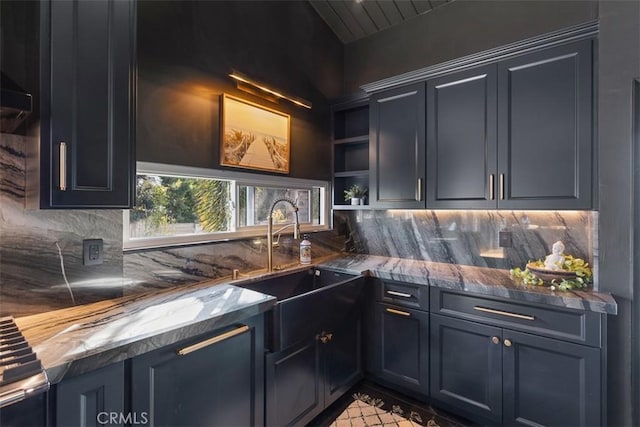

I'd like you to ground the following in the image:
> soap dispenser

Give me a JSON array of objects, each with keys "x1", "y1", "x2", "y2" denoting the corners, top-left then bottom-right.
[{"x1": 300, "y1": 234, "x2": 311, "y2": 264}]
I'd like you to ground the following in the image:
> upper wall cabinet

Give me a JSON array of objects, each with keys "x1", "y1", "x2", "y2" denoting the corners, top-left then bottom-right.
[
  {"x1": 497, "y1": 40, "x2": 593, "y2": 210},
  {"x1": 40, "y1": 0, "x2": 136, "y2": 208},
  {"x1": 426, "y1": 64, "x2": 498, "y2": 209},
  {"x1": 369, "y1": 83, "x2": 426, "y2": 209},
  {"x1": 426, "y1": 39, "x2": 593, "y2": 210}
]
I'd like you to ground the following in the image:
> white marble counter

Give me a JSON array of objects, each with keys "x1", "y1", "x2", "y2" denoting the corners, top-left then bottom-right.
[{"x1": 15, "y1": 279, "x2": 276, "y2": 384}]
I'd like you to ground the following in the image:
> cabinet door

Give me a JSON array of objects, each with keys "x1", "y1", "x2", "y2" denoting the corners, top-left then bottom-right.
[
  {"x1": 370, "y1": 83, "x2": 426, "y2": 209},
  {"x1": 41, "y1": 0, "x2": 135, "y2": 208},
  {"x1": 265, "y1": 339, "x2": 322, "y2": 427},
  {"x1": 56, "y1": 361, "x2": 125, "y2": 427},
  {"x1": 502, "y1": 330, "x2": 601, "y2": 426},
  {"x1": 369, "y1": 302, "x2": 429, "y2": 396},
  {"x1": 426, "y1": 65, "x2": 498, "y2": 209},
  {"x1": 131, "y1": 319, "x2": 264, "y2": 427},
  {"x1": 324, "y1": 311, "x2": 363, "y2": 407},
  {"x1": 430, "y1": 314, "x2": 502, "y2": 424},
  {"x1": 497, "y1": 40, "x2": 593, "y2": 209}
]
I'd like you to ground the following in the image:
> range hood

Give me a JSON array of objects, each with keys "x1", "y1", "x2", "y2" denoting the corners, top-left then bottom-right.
[{"x1": 0, "y1": 72, "x2": 32, "y2": 134}]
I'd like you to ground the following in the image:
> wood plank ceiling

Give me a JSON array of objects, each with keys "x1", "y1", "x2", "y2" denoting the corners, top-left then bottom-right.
[{"x1": 309, "y1": 0, "x2": 453, "y2": 44}]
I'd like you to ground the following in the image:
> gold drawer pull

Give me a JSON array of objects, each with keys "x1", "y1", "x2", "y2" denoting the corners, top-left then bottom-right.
[
  {"x1": 386, "y1": 308, "x2": 411, "y2": 317},
  {"x1": 473, "y1": 306, "x2": 535, "y2": 321},
  {"x1": 177, "y1": 325, "x2": 249, "y2": 356},
  {"x1": 386, "y1": 290, "x2": 412, "y2": 298}
]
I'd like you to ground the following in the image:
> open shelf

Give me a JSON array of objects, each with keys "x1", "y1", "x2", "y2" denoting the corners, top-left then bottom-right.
[
  {"x1": 332, "y1": 100, "x2": 370, "y2": 210},
  {"x1": 334, "y1": 135, "x2": 368, "y2": 145},
  {"x1": 334, "y1": 170, "x2": 369, "y2": 178}
]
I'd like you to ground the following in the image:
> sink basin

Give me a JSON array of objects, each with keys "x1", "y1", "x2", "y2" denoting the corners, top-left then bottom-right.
[{"x1": 234, "y1": 267, "x2": 365, "y2": 351}]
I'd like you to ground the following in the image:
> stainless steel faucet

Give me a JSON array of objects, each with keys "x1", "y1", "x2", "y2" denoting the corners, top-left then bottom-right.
[{"x1": 267, "y1": 198, "x2": 300, "y2": 272}]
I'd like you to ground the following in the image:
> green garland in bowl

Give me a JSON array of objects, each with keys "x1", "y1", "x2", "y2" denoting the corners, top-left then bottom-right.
[{"x1": 510, "y1": 255, "x2": 593, "y2": 291}]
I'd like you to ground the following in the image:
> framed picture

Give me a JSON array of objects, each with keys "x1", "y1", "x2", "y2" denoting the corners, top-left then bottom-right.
[{"x1": 220, "y1": 94, "x2": 291, "y2": 174}]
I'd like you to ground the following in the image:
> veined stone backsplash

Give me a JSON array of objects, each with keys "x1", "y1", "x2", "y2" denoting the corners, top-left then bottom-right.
[
  {"x1": 334, "y1": 209, "x2": 598, "y2": 285},
  {"x1": 0, "y1": 133, "x2": 342, "y2": 317}
]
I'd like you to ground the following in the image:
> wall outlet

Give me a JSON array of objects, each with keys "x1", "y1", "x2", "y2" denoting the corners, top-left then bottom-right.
[
  {"x1": 83, "y1": 239, "x2": 104, "y2": 266},
  {"x1": 499, "y1": 231, "x2": 513, "y2": 248}
]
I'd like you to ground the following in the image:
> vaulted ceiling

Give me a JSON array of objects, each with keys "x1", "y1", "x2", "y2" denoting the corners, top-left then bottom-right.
[{"x1": 309, "y1": 0, "x2": 454, "y2": 44}]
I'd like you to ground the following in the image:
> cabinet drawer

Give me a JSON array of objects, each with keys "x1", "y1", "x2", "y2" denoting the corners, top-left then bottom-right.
[
  {"x1": 430, "y1": 288, "x2": 601, "y2": 347},
  {"x1": 376, "y1": 279, "x2": 428, "y2": 310}
]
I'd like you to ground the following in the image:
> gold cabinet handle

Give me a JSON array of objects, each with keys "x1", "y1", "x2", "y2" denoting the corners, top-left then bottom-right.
[
  {"x1": 386, "y1": 290, "x2": 412, "y2": 298},
  {"x1": 504, "y1": 339, "x2": 513, "y2": 347},
  {"x1": 417, "y1": 178, "x2": 423, "y2": 202},
  {"x1": 499, "y1": 173, "x2": 505, "y2": 200},
  {"x1": 473, "y1": 306, "x2": 535, "y2": 321},
  {"x1": 59, "y1": 142, "x2": 67, "y2": 191},
  {"x1": 386, "y1": 307, "x2": 411, "y2": 317},
  {"x1": 491, "y1": 336, "x2": 500, "y2": 345},
  {"x1": 177, "y1": 325, "x2": 249, "y2": 356},
  {"x1": 489, "y1": 174, "x2": 495, "y2": 201}
]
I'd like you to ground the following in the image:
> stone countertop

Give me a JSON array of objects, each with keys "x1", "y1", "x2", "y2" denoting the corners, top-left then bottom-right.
[
  {"x1": 15, "y1": 279, "x2": 277, "y2": 385},
  {"x1": 318, "y1": 255, "x2": 618, "y2": 315},
  {"x1": 15, "y1": 254, "x2": 616, "y2": 386}
]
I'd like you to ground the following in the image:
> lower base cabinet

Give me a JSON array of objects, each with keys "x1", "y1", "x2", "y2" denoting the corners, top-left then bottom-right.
[
  {"x1": 131, "y1": 316, "x2": 264, "y2": 427},
  {"x1": 265, "y1": 312, "x2": 362, "y2": 426},
  {"x1": 56, "y1": 361, "x2": 126, "y2": 427},
  {"x1": 430, "y1": 313, "x2": 601, "y2": 426},
  {"x1": 367, "y1": 302, "x2": 429, "y2": 397}
]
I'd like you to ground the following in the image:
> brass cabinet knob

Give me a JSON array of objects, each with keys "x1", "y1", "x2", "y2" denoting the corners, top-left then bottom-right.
[
  {"x1": 491, "y1": 336, "x2": 500, "y2": 345},
  {"x1": 316, "y1": 332, "x2": 332, "y2": 344},
  {"x1": 504, "y1": 339, "x2": 512, "y2": 347}
]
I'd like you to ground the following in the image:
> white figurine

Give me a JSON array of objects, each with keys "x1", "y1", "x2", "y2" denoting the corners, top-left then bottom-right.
[{"x1": 544, "y1": 241, "x2": 565, "y2": 270}]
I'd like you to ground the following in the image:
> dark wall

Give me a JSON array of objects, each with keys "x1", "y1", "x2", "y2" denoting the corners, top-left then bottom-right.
[
  {"x1": 344, "y1": 0, "x2": 597, "y2": 93},
  {"x1": 598, "y1": 1, "x2": 640, "y2": 426},
  {"x1": 136, "y1": 1, "x2": 343, "y2": 180},
  {"x1": 0, "y1": 0, "x2": 40, "y2": 135}
]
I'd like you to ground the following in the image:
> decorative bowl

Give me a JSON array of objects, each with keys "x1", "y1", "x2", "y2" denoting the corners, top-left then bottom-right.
[{"x1": 526, "y1": 263, "x2": 579, "y2": 283}]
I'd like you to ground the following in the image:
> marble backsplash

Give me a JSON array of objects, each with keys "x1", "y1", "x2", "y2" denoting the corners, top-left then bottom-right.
[
  {"x1": 0, "y1": 133, "x2": 342, "y2": 317},
  {"x1": 334, "y1": 209, "x2": 598, "y2": 285}
]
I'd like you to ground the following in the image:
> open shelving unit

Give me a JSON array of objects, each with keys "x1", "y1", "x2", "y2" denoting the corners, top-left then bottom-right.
[{"x1": 332, "y1": 100, "x2": 369, "y2": 209}]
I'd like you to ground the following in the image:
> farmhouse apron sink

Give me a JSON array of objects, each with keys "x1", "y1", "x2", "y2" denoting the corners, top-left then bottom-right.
[{"x1": 234, "y1": 267, "x2": 365, "y2": 351}]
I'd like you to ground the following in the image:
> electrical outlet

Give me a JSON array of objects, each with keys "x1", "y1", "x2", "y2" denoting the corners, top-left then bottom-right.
[
  {"x1": 83, "y1": 239, "x2": 104, "y2": 266},
  {"x1": 499, "y1": 231, "x2": 513, "y2": 248}
]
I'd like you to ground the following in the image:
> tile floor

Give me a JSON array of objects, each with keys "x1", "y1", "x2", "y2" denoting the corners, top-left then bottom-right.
[
  {"x1": 329, "y1": 397, "x2": 437, "y2": 427},
  {"x1": 312, "y1": 381, "x2": 471, "y2": 427}
]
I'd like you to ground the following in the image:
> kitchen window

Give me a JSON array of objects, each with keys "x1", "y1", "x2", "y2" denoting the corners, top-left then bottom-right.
[{"x1": 123, "y1": 162, "x2": 329, "y2": 250}]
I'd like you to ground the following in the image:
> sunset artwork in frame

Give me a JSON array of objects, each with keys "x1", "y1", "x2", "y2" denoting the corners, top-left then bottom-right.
[{"x1": 220, "y1": 94, "x2": 291, "y2": 174}]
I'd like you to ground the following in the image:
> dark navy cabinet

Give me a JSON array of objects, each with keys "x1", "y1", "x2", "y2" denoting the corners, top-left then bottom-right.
[
  {"x1": 265, "y1": 311, "x2": 363, "y2": 426},
  {"x1": 430, "y1": 288, "x2": 603, "y2": 426},
  {"x1": 56, "y1": 361, "x2": 126, "y2": 427},
  {"x1": 131, "y1": 317, "x2": 264, "y2": 427},
  {"x1": 497, "y1": 39, "x2": 593, "y2": 210},
  {"x1": 426, "y1": 39, "x2": 593, "y2": 210},
  {"x1": 369, "y1": 83, "x2": 426, "y2": 209},
  {"x1": 366, "y1": 279, "x2": 429, "y2": 397},
  {"x1": 426, "y1": 64, "x2": 498, "y2": 209},
  {"x1": 40, "y1": 0, "x2": 136, "y2": 208}
]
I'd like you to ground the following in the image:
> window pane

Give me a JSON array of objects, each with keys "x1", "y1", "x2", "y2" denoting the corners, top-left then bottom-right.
[
  {"x1": 129, "y1": 175, "x2": 232, "y2": 239},
  {"x1": 238, "y1": 186, "x2": 321, "y2": 227}
]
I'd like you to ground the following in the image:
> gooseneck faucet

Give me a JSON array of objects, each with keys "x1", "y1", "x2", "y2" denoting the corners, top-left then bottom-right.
[{"x1": 267, "y1": 198, "x2": 300, "y2": 272}]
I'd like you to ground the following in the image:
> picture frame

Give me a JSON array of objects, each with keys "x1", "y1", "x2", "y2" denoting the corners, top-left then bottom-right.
[{"x1": 220, "y1": 94, "x2": 291, "y2": 174}]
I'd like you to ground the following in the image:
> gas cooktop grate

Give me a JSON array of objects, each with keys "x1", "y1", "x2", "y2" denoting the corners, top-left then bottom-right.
[{"x1": 0, "y1": 316, "x2": 49, "y2": 408}]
